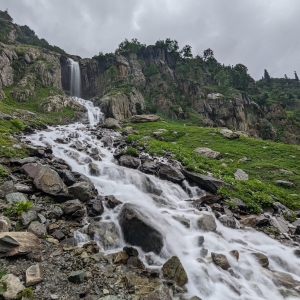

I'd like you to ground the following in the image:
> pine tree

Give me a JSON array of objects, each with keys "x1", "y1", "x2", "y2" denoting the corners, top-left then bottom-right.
[
  {"x1": 294, "y1": 71, "x2": 299, "y2": 81},
  {"x1": 264, "y1": 69, "x2": 270, "y2": 80},
  {"x1": 284, "y1": 74, "x2": 288, "y2": 80}
]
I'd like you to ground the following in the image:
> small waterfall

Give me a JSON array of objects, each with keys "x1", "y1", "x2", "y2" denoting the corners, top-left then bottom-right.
[{"x1": 68, "y1": 58, "x2": 81, "y2": 98}]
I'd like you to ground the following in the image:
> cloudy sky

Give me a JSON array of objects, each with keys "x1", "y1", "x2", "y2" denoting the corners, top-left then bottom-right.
[{"x1": 1, "y1": 0, "x2": 299, "y2": 80}]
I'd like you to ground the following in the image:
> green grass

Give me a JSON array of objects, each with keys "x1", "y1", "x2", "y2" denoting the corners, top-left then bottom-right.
[{"x1": 127, "y1": 121, "x2": 300, "y2": 213}]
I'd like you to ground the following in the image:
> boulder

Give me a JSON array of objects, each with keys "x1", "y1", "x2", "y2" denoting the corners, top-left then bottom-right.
[
  {"x1": 218, "y1": 215, "x2": 240, "y2": 229},
  {"x1": 87, "y1": 198, "x2": 104, "y2": 216},
  {"x1": 197, "y1": 213, "x2": 217, "y2": 231},
  {"x1": 127, "y1": 256, "x2": 145, "y2": 269},
  {"x1": 158, "y1": 164, "x2": 185, "y2": 184},
  {"x1": 100, "y1": 118, "x2": 121, "y2": 129},
  {"x1": 0, "y1": 274, "x2": 25, "y2": 300},
  {"x1": 0, "y1": 181, "x2": 17, "y2": 198},
  {"x1": 5, "y1": 192, "x2": 28, "y2": 205},
  {"x1": 251, "y1": 252, "x2": 269, "y2": 267},
  {"x1": 183, "y1": 170, "x2": 232, "y2": 194},
  {"x1": 211, "y1": 252, "x2": 231, "y2": 270},
  {"x1": 229, "y1": 250, "x2": 239, "y2": 261},
  {"x1": 139, "y1": 161, "x2": 158, "y2": 175},
  {"x1": 119, "y1": 155, "x2": 141, "y2": 169},
  {"x1": 275, "y1": 180, "x2": 293, "y2": 187},
  {"x1": 28, "y1": 221, "x2": 47, "y2": 237},
  {"x1": 234, "y1": 169, "x2": 249, "y2": 180},
  {"x1": 68, "y1": 270, "x2": 85, "y2": 284},
  {"x1": 118, "y1": 203, "x2": 163, "y2": 254},
  {"x1": 162, "y1": 256, "x2": 188, "y2": 286},
  {"x1": 130, "y1": 114, "x2": 161, "y2": 123},
  {"x1": 68, "y1": 182, "x2": 95, "y2": 202},
  {"x1": 26, "y1": 264, "x2": 43, "y2": 286},
  {"x1": 0, "y1": 216, "x2": 11, "y2": 232},
  {"x1": 22, "y1": 163, "x2": 69, "y2": 198},
  {"x1": 114, "y1": 251, "x2": 129, "y2": 264},
  {"x1": 0, "y1": 111, "x2": 12, "y2": 120},
  {"x1": 0, "y1": 232, "x2": 41, "y2": 260},
  {"x1": 21, "y1": 210, "x2": 38, "y2": 226},
  {"x1": 140, "y1": 288, "x2": 172, "y2": 300},
  {"x1": 63, "y1": 199, "x2": 85, "y2": 219},
  {"x1": 104, "y1": 195, "x2": 122, "y2": 209},
  {"x1": 220, "y1": 128, "x2": 239, "y2": 139},
  {"x1": 88, "y1": 163, "x2": 100, "y2": 176},
  {"x1": 194, "y1": 147, "x2": 221, "y2": 159}
]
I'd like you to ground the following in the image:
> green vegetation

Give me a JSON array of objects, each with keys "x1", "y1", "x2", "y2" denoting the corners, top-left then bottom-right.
[
  {"x1": 4, "y1": 201, "x2": 33, "y2": 217},
  {"x1": 146, "y1": 62, "x2": 159, "y2": 77},
  {"x1": 17, "y1": 287, "x2": 33, "y2": 300},
  {"x1": 122, "y1": 146, "x2": 139, "y2": 157},
  {"x1": 0, "y1": 269, "x2": 7, "y2": 295},
  {"x1": 127, "y1": 121, "x2": 300, "y2": 213},
  {"x1": 115, "y1": 38, "x2": 146, "y2": 55}
]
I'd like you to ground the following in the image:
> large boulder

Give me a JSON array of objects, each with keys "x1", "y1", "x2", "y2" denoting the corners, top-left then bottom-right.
[
  {"x1": 119, "y1": 155, "x2": 141, "y2": 169},
  {"x1": 87, "y1": 198, "x2": 104, "y2": 217},
  {"x1": 118, "y1": 204, "x2": 164, "y2": 254},
  {"x1": 63, "y1": 199, "x2": 85, "y2": 219},
  {"x1": 220, "y1": 128, "x2": 239, "y2": 139},
  {"x1": 194, "y1": 147, "x2": 221, "y2": 159},
  {"x1": 68, "y1": 182, "x2": 95, "y2": 202},
  {"x1": 197, "y1": 213, "x2": 217, "y2": 231},
  {"x1": 158, "y1": 164, "x2": 185, "y2": 184},
  {"x1": 22, "y1": 163, "x2": 69, "y2": 198},
  {"x1": 100, "y1": 118, "x2": 121, "y2": 129},
  {"x1": 183, "y1": 170, "x2": 232, "y2": 194},
  {"x1": 130, "y1": 114, "x2": 161, "y2": 123},
  {"x1": 211, "y1": 253, "x2": 231, "y2": 270},
  {"x1": 162, "y1": 256, "x2": 188, "y2": 286}
]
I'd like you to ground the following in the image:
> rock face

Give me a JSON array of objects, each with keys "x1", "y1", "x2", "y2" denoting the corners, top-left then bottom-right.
[
  {"x1": 118, "y1": 203, "x2": 164, "y2": 254},
  {"x1": 0, "y1": 44, "x2": 17, "y2": 89},
  {"x1": 162, "y1": 256, "x2": 188, "y2": 286}
]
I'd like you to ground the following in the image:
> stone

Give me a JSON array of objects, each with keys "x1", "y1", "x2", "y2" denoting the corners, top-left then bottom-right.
[
  {"x1": 118, "y1": 203, "x2": 163, "y2": 254},
  {"x1": 119, "y1": 155, "x2": 141, "y2": 169},
  {"x1": 275, "y1": 180, "x2": 293, "y2": 187},
  {"x1": 211, "y1": 252, "x2": 231, "y2": 270},
  {"x1": 87, "y1": 198, "x2": 104, "y2": 216},
  {"x1": 139, "y1": 160, "x2": 158, "y2": 175},
  {"x1": 14, "y1": 183, "x2": 33, "y2": 193},
  {"x1": 127, "y1": 256, "x2": 145, "y2": 269},
  {"x1": 270, "y1": 270, "x2": 300, "y2": 289},
  {"x1": 114, "y1": 251, "x2": 129, "y2": 264},
  {"x1": 5, "y1": 192, "x2": 28, "y2": 205},
  {"x1": 158, "y1": 164, "x2": 185, "y2": 184},
  {"x1": 0, "y1": 232, "x2": 41, "y2": 260},
  {"x1": 0, "y1": 274, "x2": 25, "y2": 300},
  {"x1": 194, "y1": 147, "x2": 221, "y2": 159},
  {"x1": 198, "y1": 236, "x2": 204, "y2": 246},
  {"x1": 162, "y1": 256, "x2": 188, "y2": 286},
  {"x1": 197, "y1": 213, "x2": 217, "y2": 231},
  {"x1": 234, "y1": 169, "x2": 249, "y2": 180},
  {"x1": 60, "y1": 169, "x2": 76, "y2": 186},
  {"x1": 48, "y1": 206, "x2": 64, "y2": 219},
  {"x1": 26, "y1": 264, "x2": 43, "y2": 286},
  {"x1": 140, "y1": 287, "x2": 172, "y2": 300},
  {"x1": 251, "y1": 252, "x2": 269, "y2": 267},
  {"x1": 220, "y1": 128, "x2": 239, "y2": 139},
  {"x1": 63, "y1": 199, "x2": 85, "y2": 219},
  {"x1": 21, "y1": 210, "x2": 38, "y2": 226},
  {"x1": 100, "y1": 118, "x2": 121, "y2": 129},
  {"x1": 200, "y1": 248, "x2": 208, "y2": 257},
  {"x1": 104, "y1": 195, "x2": 122, "y2": 209},
  {"x1": 68, "y1": 270, "x2": 85, "y2": 284},
  {"x1": 0, "y1": 111, "x2": 12, "y2": 120},
  {"x1": 0, "y1": 216, "x2": 11, "y2": 232},
  {"x1": 88, "y1": 162, "x2": 100, "y2": 176},
  {"x1": 52, "y1": 230, "x2": 65, "y2": 240},
  {"x1": 130, "y1": 114, "x2": 161, "y2": 123},
  {"x1": 68, "y1": 182, "x2": 95, "y2": 202},
  {"x1": 270, "y1": 216, "x2": 289, "y2": 234},
  {"x1": 123, "y1": 246, "x2": 139, "y2": 257},
  {"x1": 229, "y1": 250, "x2": 239, "y2": 261},
  {"x1": 60, "y1": 237, "x2": 76, "y2": 247},
  {"x1": 183, "y1": 170, "x2": 232, "y2": 194},
  {"x1": 28, "y1": 221, "x2": 47, "y2": 237},
  {"x1": 0, "y1": 181, "x2": 17, "y2": 198},
  {"x1": 218, "y1": 215, "x2": 240, "y2": 229},
  {"x1": 173, "y1": 215, "x2": 190, "y2": 228}
]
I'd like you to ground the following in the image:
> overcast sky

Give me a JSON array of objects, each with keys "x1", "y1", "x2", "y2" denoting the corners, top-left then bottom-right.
[{"x1": 1, "y1": 0, "x2": 299, "y2": 80}]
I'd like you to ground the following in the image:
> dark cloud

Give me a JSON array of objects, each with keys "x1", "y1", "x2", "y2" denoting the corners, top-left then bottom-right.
[{"x1": 1, "y1": 0, "x2": 299, "y2": 79}]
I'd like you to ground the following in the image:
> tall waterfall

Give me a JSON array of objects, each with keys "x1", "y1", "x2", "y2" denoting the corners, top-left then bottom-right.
[{"x1": 68, "y1": 58, "x2": 81, "y2": 97}]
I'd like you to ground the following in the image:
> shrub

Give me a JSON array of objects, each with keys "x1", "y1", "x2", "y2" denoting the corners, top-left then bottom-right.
[
  {"x1": 122, "y1": 147, "x2": 138, "y2": 156},
  {"x1": 4, "y1": 201, "x2": 33, "y2": 217},
  {"x1": 11, "y1": 118, "x2": 25, "y2": 131}
]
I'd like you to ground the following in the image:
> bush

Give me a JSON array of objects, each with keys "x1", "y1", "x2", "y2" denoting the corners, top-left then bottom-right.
[
  {"x1": 11, "y1": 118, "x2": 25, "y2": 131},
  {"x1": 4, "y1": 201, "x2": 33, "y2": 217},
  {"x1": 146, "y1": 62, "x2": 159, "y2": 77},
  {"x1": 122, "y1": 147, "x2": 138, "y2": 156}
]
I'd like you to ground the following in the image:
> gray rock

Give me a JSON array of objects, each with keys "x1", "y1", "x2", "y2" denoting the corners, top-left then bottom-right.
[
  {"x1": 229, "y1": 250, "x2": 239, "y2": 261},
  {"x1": 87, "y1": 198, "x2": 104, "y2": 217},
  {"x1": 172, "y1": 215, "x2": 190, "y2": 228},
  {"x1": 0, "y1": 111, "x2": 12, "y2": 120},
  {"x1": 275, "y1": 180, "x2": 293, "y2": 187},
  {"x1": 100, "y1": 118, "x2": 121, "y2": 129},
  {"x1": 63, "y1": 199, "x2": 85, "y2": 219},
  {"x1": 130, "y1": 114, "x2": 161, "y2": 123},
  {"x1": 234, "y1": 169, "x2": 249, "y2": 180},
  {"x1": 0, "y1": 216, "x2": 11, "y2": 232},
  {"x1": 104, "y1": 195, "x2": 122, "y2": 209},
  {"x1": 52, "y1": 230, "x2": 65, "y2": 240},
  {"x1": 68, "y1": 270, "x2": 85, "y2": 284},
  {"x1": 211, "y1": 252, "x2": 231, "y2": 270},
  {"x1": 119, "y1": 155, "x2": 141, "y2": 169},
  {"x1": 139, "y1": 160, "x2": 158, "y2": 175},
  {"x1": 21, "y1": 210, "x2": 38, "y2": 226},
  {"x1": 218, "y1": 215, "x2": 240, "y2": 229},
  {"x1": 14, "y1": 183, "x2": 33, "y2": 193},
  {"x1": 162, "y1": 256, "x2": 188, "y2": 286},
  {"x1": 26, "y1": 264, "x2": 43, "y2": 286},
  {"x1": 194, "y1": 147, "x2": 221, "y2": 159},
  {"x1": 28, "y1": 221, "x2": 47, "y2": 237},
  {"x1": 270, "y1": 216, "x2": 289, "y2": 234},
  {"x1": 88, "y1": 163, "x2": 100, "y2": 176},
  {"x1": 158, "y1": 164, "x2": 185, "y2": 184},
  {"x1": 251, "y1": 252, "x2": 269, "y2": 267},
  {"x1": 0, "y1": 274, "x2": 25, "y2": 299},
  {"x1": 48, "y1": 206, "x2": 64, "y2": 219},
  {"x1": 68, "y1": 182, "x2": 95, "y2": 202},
  {"x1": 197, "y1": 213, "x2": 217, "y2": 231},
  {"x1": 0, "y1": 181, "x2": 17, "y2": 198},
  {"x1": 5, "y1": 192, "x2": 28, "y2": 205},
  {"x1": 220, "y1": 128, "x2": 239, "y2": 139},
  {"x1": 118, "y1": 203, "x2": 163, "y2": 254}
]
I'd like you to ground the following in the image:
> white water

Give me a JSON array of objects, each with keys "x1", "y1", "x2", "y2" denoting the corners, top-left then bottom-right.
[
  {"x1": 68, "y1": 58, "x2": 82, "y2": 98},
  {"x1": 27, "y1": 99, "x2": 300, "y2": 300}
]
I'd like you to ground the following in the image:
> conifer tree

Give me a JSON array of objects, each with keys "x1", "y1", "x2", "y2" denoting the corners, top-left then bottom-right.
[
  {"x1": 264, "y1": 69, "x2": 270, "y2": 80},
  {"x1": 295, "y1": 71, "x2": 299, "y2": 81}
]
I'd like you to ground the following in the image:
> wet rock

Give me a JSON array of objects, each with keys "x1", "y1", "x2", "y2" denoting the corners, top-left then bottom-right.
[
  {"x1": 197, "y1": 213, "x2": 217, "y2": 231},
  {"x1": 189, "y1": 297, "x2": 202, "y2": 300},
  {"x1": 130, "y1": 114, "x2": 161, "y2": 123},
  {"x1": 139, "y1": 160, "x2": 158, "y2": 175},
  {"x1": 114, "y1": 251, "x2": 129, "y2": 264},
  {"x1": 275, "y1": 180, "x2": 293, "y2": 187},
  {"x1": 63, "y1": 199, "x2": 85, "y2": 219},
  {"x1": 140, "y1": 287, "x2": 172, "y2": 300},
  {"x1": 83, "y1": 241, "x2": 99, "y2": 254},
  {"x1": 200, "y1": 248, "x2": 208, "y2": 258},
  {"x1": 123, "y1": 246, "x2": 139, "y2": 257},
  {"x1": 104, "y1": 195, "x2": 122, "y2": 209},
  {"x1": 119, "y1": 155, "x2": 141, "y2": 169},
  {"x1": 0, "y1": 232, "x2": 41, "y2": 260},
  {"x1": 59, "y1": 169, "x2": 76, "y2": 186},
  {"x1": 270, "y1": 216, "x2": 289, "y2": 234},
  {"x1": 60, "y1": 237, "x2": 76, "y2": 247},
  {"x1": 118, "y1": 203, "x2": 163, "y2": 254},
  {"x1": 0, "y1": 216, "x2": 11, "y2": 232},
  {"x1": 211, "y1": 252, "x2": 231, "y2": 270},
  {"x1": 162, "y1": 256, "x2": 188, "y2": 286},
  {"x1": 218, "y1": 215, "x2": 240, "y2": 229},
  {"x1": 127, "y1": 256, "x2": 145, "y2": 269},
  {"x1": 172, "y1": 215, "x2": 190, "y2": 228},
  {"x1": 5, "y1": 192, "x2": 28, "y2": 205},
  {"x1": 68, "y1": 182, "x2": 95, "y2": 202},
  {"x1": 200, "y1": 194, "x2": 223, "y2": 205},
  {"x1": 198, "y1": 236, "x2": 204, "y2": 246},
  {"x1": 251, "y1": 252, "x2": 269, "y2": 267},
  {"x1": 229, "y1": 250, "x2": 239, "y2": 261},
  {"x1": 234, "y1": 169, "x2": 249, "y2": 180},
  {"x1": 0, "y1": 181, "x2": 17, "y2": 198},
  {"x1": 28, "y1": 221, "x2": 47, "y2": 237},
  {"x1": 68, "y1": 270, "x2": 85, "y2": 284},
  {"x1": 220, "y1": 128, "x2": 239, "y2": 139},
  {"x1": 87, "y1": 198, "x2": 104, "y2": 216},
  {"x1": 194, "y1": 147, "x2": 221, "y2": 159},
  {"x1": 183, "y1": 170, "x2": 232, "y2": 194},
  {"x1": 0, "y1": 274, "x2": 25, "y2": 299},
  {"x1": 268, "y1": 270, "x2": 300, "y2": 289},
  {"x1": 26, "y1": 264, "x2": 43, "y2": 286},
  {"x1": 158, "y1": 164, "x2": 185, "y2": 184},
  {"x1": 100, "y1": 136, "x2": 114, "y2": 147},
  {"x1": 88, "y1": 162, "x2": 100, "y2": 176},
  {"x1": 23, "y1": 163, "x2": 69, "y2": 197},
  {"x1": 21, "y1": 210, "x2": 38, "y2": 226}
]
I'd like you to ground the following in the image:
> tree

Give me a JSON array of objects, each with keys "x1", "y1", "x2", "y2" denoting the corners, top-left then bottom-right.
[
  {"x1": 284, "y1": 74, "x2": 288, "y2": 79},
  {"x1": 264, "y1": 69, "x2": 270, "y2": 80},
  {"x1": 115, "y1": 38, "x2": 146, "y2": 54},
  {"x1": 295, "y1": 71, "x2": 299, "y2": 81},
  {"x1": 203, "y1": 48, "x2": 214, "y2": 61},
  {"x1": 181, "y1": 45, "x2": 193, "y2": 58}
]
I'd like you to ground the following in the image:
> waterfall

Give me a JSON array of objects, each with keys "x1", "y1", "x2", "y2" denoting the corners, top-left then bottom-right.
[
  {"x1": 28, "y1": 99, "x2": 300, "y2": 300},
  {"x1": 68, "y1": 58, "x2": 82, "y2": 98}
]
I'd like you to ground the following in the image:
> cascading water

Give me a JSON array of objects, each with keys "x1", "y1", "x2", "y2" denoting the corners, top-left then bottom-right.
[
  {"x1": 27, "y1": 99, "x2": 300, "y2": 300},
  {"x1": 68, "y1": 58, "x2": 82, "y2": 98}
]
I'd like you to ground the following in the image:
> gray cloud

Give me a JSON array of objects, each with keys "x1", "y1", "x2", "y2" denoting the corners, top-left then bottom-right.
[{"x1": 1, "y1": 0, "x2": 300, "y2": 79}]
